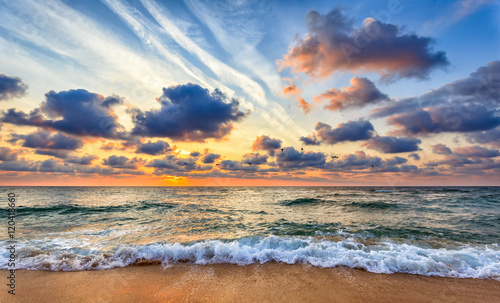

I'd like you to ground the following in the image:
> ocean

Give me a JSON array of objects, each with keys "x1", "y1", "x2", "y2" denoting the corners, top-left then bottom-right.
[{"x1": 1, "y1": 186, "x2": 499, "y2": 279}]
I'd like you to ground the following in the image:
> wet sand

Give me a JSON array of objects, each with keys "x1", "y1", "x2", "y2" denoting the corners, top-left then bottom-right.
[{"x1": 2, "y1": 263, "x2": 500, "y2": 302}]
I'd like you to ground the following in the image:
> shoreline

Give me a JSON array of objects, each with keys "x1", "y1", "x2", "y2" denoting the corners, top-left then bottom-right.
[{"x1": 2, "y1": 263, "x2": 500, "y2": 302}]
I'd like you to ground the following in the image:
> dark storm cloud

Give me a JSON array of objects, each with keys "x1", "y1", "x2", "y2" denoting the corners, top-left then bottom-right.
[
  {"x1": 0, "y1": 74, "x2": 28, "y2": 101},
  {"x1": 279, "y1": 8, "x2": 448, "y2": 81},
  {"x1": 201, "y1": 153, "x2": 220, "y2": 164},
  {"x1": 135, "y1": 140, "x2": 171, "y2": 155},
  {"x1": 432, "y1": 144, "x2": 452, "y2": 155},
  {"x1": 372, "y1": 61, "x2": 500, "y2": 118},
  {"x1": 0, "y1": 89, "x2": 126, "y2": 139},
  {"x1": 0, "y1": 147, "x2": 18, "y2": 161},
  {"x1": 362, "y1": 136, "x2": 421, "y2": 153},
  {"x1": 131, "y1": 83, "x2": 247, "y2": 142},
  {"x1": 275, "y1": 147, "x2": 326, "y2": 169},
  {"x1": 315, "y1": 77, "x2": 390, "y2": 111},
  {"x1": 300, "y1": 135, "x2": 320, "y2": 146},
  {"x1": 19, "y1": 131, "x2": 83, "y2": 150},
  {"x1": 313, "y1": 120, "x2": 375, "y2": 144},
  {"x1": 102, "y1": 156, "x2": 143, "y2": 169},
  {"x1": 387, "y1": 105, "x2": 500, "y2": 135}
]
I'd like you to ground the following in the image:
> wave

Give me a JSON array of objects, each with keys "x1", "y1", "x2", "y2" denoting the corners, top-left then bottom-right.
[
  {"x1": 15, "y1": 201, "x2": 176, "y2": 215},
  {"x1": 346, "y1": 201, "x2": 398, "y2": 210},
  {"x1": 281, "y1": 198, "x2": 327, "y2": 206},
  {"x1": 2, "y1": 236, "x2": 499, "y2": 279},
  {"x1": 373, "y1": 190, "x2": 394, "y2": 193}
]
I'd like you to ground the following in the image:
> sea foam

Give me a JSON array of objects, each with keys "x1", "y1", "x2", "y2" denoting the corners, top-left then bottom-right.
[{"x1": 1, "y1": 235, "x2": 499, "y2": 279}]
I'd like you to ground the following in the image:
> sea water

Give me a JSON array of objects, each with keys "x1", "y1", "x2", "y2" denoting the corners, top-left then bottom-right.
[{"x1": 1, "y1": 186, "x2": 499, "y2": 279}]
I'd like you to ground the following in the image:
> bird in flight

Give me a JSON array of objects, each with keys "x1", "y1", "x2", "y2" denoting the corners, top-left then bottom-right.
[
  {"x1": 247, "y1": 162, "x2": 252, "y2": 165},
  {"x1": 331, "y1": 156, "x2": 338, "y2": 159}
]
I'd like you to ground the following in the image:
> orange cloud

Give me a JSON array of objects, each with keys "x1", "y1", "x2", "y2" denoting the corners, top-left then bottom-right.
[
  {"x1": 278, "y1": 9, "x2": 448, "y2": 81},
  {"x1": 314, "y1": 77, "x2": 389, "y2": 111},
  {"x1": 281, "y1": 79, "x2": 311, "y2": 114}
]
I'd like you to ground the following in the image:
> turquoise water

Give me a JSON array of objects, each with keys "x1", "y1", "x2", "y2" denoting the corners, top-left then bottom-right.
[{"x1": 1, "y1": 186, "x2": 499, "y2": 278}]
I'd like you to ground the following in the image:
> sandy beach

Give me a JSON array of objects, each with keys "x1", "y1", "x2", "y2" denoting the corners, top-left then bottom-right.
[{"x1": 2, "y1": 263, "x2": 500, "y2": 303}]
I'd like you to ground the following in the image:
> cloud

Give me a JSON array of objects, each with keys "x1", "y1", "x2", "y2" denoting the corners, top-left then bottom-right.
[
  {"x1": 219, "y1": 160, "x2": 259, "y2": 172},
  {"x1": 432, "y1": 144, "x2": 453, "y2": 155},
  {"x1": 387, "y1": 105, "x2": 500, "y2": 135},
  {"x1": 278, "y1": 8, "x2": 448, "y2": 81},
  {"x1": 424, "y1": 155, "x2": 483, "y2": 168},
  {"x1": 323, "y1": 150, "x2": 416, "y2": 173},
  {"x1": 424, "y1": 0, "x2": 496, "y2": 33},
  {"x1": 315, "y1": 77, "x2": 389, "y2": 111},
  {"x1": 281, "y1": 79, "x2": 311, "y2": 113},
  {"x1": 466, "y1": 128, "x2": 500, "y2": 146},
  {"x1": 454, "y1": 145, "x2": 500, "y2": 158},
  {"x1": 35, "y1": 150, "x2": 100, "y2": 165},
  {"x1": 1, "y1": 89, "x2": 126, "y2": 139},
  {"x1": 18, "y1": 131, "x2": 83, "y2": 150},
  {"x1": 0, "y1": 74, "x2": 28, "y2": 101},
  {"x1": 312, "y1": 120, "x2": 375, "y2": 144},
  {"x1": 201, "y1": 153, "x2": 220, "y2": 164},
  {"x1": 408, "y1": 153, "x2": 420, "y2": 160},
  {"x1": 372, "y1": 61, "x2": 500, "y2": 118},
  {"x1": 371, "y1": 97, "x2": 419, "y2": 118},
  {"x1": 242, "y1": 153, "x2": 268, "y2": 165},
  {"x1": 0, "y1": 147, "x2": 18, "y2": 161},
  {"x1": 131, "y1": 83, "x2": 247, "y2": 141},
  {"x1": 300, "y1": 135, "x2": 320, "y2": 146},
  {"x1": 66, "y1": 154, "x2": 98, "y2": 165},
  {"x1": 362, "y1": 136, "x2": 421, "y2": 153},
  {"x1": 135, "y1": 140, "x2": 171, "y2": 155},
  {"x1": 275, "y1": 147, "x2": 326, "y2": 169},
  {"x1": 146, "y1": 155, "x2": 213, "y2": 175},
  {"x1": 190, "y1": 151, "x2": 201, "y2": 158},
  {"x1": 102, "y1": 156, "x2": 143, "y2": 169},
  {"x1": 1, "y1": 108, "x2": 45, "y2": 127},
  {"x1": 35, "y1": 149, "x2": 70, "y2": 159},
  {"x1": 252, "y1": 135, "x2": 283, "y2": 156}
]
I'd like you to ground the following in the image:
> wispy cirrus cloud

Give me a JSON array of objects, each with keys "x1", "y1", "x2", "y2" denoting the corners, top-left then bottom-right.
[{"x1": 423, "y1": 0, "x2": 497, "y2": 33}]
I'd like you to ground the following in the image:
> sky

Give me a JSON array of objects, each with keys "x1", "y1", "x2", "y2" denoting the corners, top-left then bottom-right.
[{"x1": 0, "y1": 0, "x2": 499, "y2": 186}]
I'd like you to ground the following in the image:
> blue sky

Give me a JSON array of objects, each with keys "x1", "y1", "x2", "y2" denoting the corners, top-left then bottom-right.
[{"x1": 0, "y1": 0, "x2": 499, "y2": 185}]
